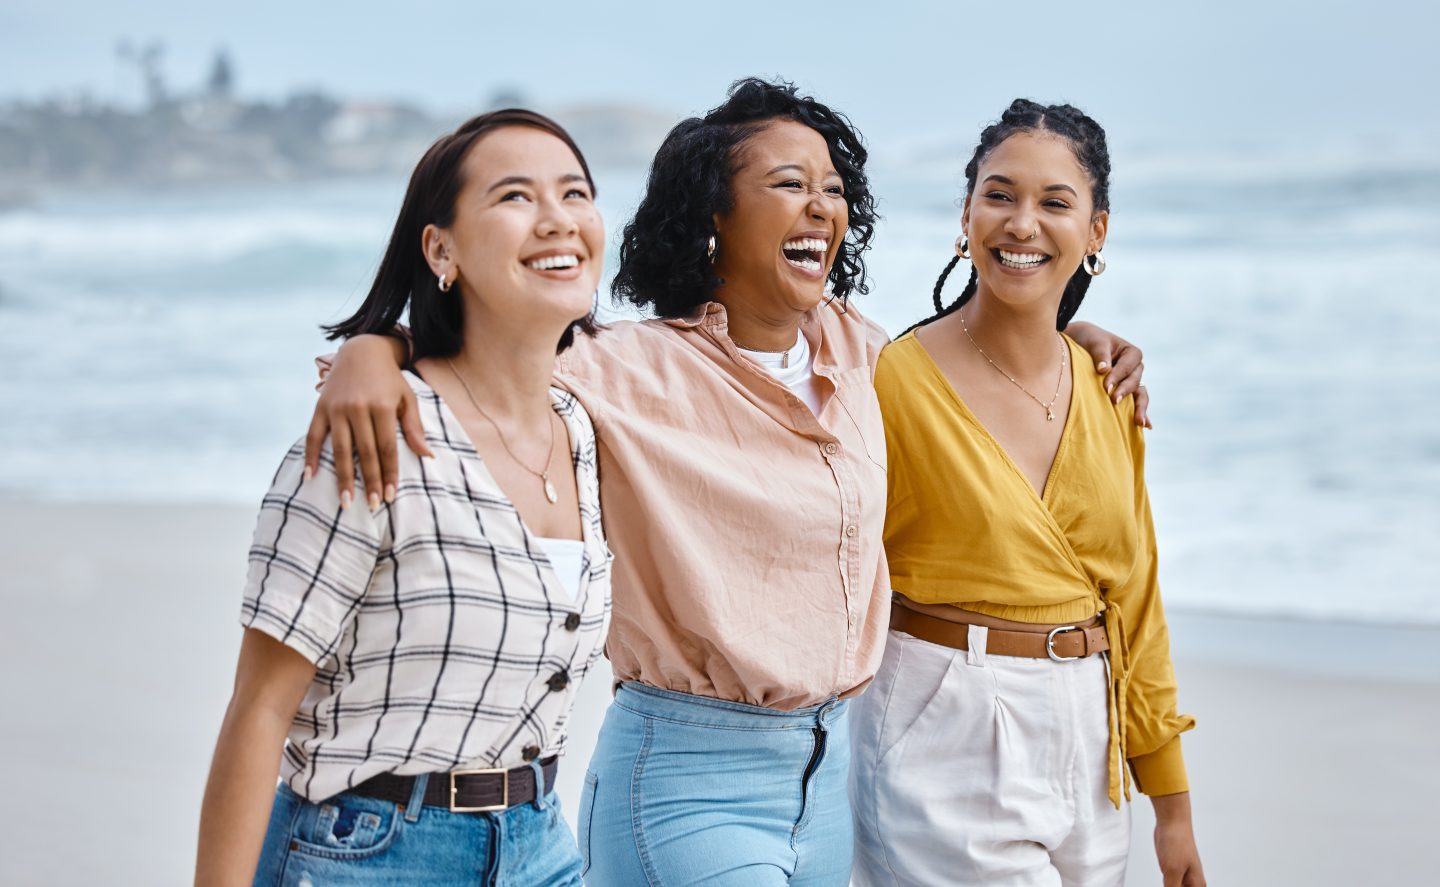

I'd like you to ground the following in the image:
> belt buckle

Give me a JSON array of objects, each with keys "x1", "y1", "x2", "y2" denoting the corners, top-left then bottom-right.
[
  {"x1": 449, "y1": 768, "x2": 508, "y2": 813},
  {"x1": 1045, "y1": 625, "x2": 1082, "y2": 662}
]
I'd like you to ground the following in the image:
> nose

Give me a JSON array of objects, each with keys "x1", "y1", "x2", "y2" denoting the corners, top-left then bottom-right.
[
  {"x1": 537, "y1": 197, "x2": 580, "y2": 238},
  {"x1": 807, "y1": 187, "x2": 837, "y2": 222},
  {"x1": 1004, "y1": 202, "x2": 1038, "y2": 241}
]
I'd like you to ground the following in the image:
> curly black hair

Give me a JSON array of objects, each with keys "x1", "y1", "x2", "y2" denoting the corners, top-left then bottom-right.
[
  {"x1": 909, "y1": 99, "x2": 1111, "y2": 334},
  {"x1": 612, "y1": 77, "x2": 878, "y2": 318}
]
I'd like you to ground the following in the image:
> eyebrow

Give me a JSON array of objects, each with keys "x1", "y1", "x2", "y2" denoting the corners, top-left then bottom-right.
[
  {"x1": 484, "y1": 173, "x2": 589, "y2": 194},
  {"x1": 766, "y1": 163, "x2": 842, "y2": 180},
  {"x1": 983, "y1": 174, "x2": 1078, "y2": 197}
]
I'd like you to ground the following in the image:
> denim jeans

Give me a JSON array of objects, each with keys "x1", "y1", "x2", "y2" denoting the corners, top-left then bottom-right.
[
  {"x1": 579, "y1": 682, "x2": 853, "y2": 886},
  {"x1": 252, "y1": 774, "x2": 584, "y2": 886}
]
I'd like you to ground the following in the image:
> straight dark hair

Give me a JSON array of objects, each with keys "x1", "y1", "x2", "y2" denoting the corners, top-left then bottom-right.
[{"x1": 325, "y1": 109, "x2": 599, "y2": 360}]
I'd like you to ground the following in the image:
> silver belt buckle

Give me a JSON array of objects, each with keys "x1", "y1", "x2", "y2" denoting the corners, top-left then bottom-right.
[{"x1": 1046, "y1": 625, "x2": 1081, "y2": 662}]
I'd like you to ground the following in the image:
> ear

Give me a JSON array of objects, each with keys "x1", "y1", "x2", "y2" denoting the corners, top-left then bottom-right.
[
  {"x1": 421, "y1": 223, "x2": 455, "y2": 281},
  {"x1": 1088, "y1": 209, "x2": 1109, "y2": 255},
  {"x1": 960, "y1": 195, "x2": 972, "y2": 237}
]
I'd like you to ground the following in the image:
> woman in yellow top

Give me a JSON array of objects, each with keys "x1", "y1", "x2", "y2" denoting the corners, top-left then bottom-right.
[{"x1": 849, "y1": 101, "x2": 1204, "y2": 887}]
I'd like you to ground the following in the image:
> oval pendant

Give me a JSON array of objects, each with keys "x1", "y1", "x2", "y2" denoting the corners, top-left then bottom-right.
[
  {"x1": 1046, "y1": 408, "x2": 1055, "y2": 421},
  {"x1": 543, "y1": 477, "x2": 558, "y2": 504}
]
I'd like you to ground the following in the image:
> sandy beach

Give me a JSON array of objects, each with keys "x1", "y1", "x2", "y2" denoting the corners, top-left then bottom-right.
[{"x1": 2, "y1": 500, "x2": 1436, "y2": 886}]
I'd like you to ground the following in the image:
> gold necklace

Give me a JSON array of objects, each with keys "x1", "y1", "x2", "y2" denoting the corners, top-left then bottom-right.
[
  {"x1": 446, "y1": 358, "x2": 559, "y2": 504},
  {"x1": 731, "y1": 333, "x2": 799, "y2": 368},
  {"x1": 956, "y1": 310, "x2": 1068, "y2": 421}
]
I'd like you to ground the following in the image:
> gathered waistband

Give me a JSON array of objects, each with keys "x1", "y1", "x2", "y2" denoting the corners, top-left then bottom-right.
[{"x1": 614, "y1": 681, "x2": 847, "y2": 730}]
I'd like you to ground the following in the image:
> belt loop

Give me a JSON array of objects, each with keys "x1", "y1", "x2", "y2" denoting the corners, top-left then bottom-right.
[
  {"x1": 966, "y1": 624, "x2": 989, "y2": 667},
  {"x1": 529, "y1": 758, "x2": 547, "y2": 811},
  {"x1": 404, "y1": 773, "x2": 428, "y2": 823}
]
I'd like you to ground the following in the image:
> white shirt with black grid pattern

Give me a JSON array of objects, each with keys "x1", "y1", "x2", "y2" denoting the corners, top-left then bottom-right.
[{"x1": 241, "y1": 371, "x2": 612, "y2": 803}]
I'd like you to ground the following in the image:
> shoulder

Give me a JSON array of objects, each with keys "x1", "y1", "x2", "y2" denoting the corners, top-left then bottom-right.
[
  {"x1": 1065, "y1": 335, "x2": 1143, "y2": 451},
  {"x1": 875, "y1": 332, "x2": 925, "y2": 390},
  {"x1": 557, "y1": 318, "x2": 676, "y2": 380},
  {"x1": 817, "y1": 298, "x2": 891, "y2": 363}
]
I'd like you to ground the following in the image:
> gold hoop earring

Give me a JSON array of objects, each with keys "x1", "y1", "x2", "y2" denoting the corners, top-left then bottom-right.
[
  {"x1": 1083, "y1": 251, "x2": 1107, "y2": 277},
  {"x1": 954, "y1": 234, "x2": 970, "y2": 260},
  {"x1": 438, "y1": 273, "x2": 452, "y2": 293}
]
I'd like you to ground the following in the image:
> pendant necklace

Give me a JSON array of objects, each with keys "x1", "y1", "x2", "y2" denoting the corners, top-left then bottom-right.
[
  {"x1": 957, "y1": 310, "x2": 1068, "y2": 421},
  {"x1": 446, "y1": 358, "x2": 559, "y2": 504}
]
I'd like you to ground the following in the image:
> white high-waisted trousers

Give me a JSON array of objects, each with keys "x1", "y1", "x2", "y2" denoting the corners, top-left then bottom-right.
[{"x1": 850, "y1": 625, "x2": 1130, "y2": 887}]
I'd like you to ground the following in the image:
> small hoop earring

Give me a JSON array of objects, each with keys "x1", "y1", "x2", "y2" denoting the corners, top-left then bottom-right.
[
  {"x1": 954, "y1": 234, "x2": 970, "y2": 260},
  {"x1": 1083, "y1": 251, "x2": 1107, "y2": 277},
  {"x1": 438, "y1": 273, "x2": 452, "y2": 293},
  {"x1": 706, "y1": 236, "x2": 717, "y2": 260}
]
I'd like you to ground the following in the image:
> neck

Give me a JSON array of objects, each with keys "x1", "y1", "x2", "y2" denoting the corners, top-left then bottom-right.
[
  {"x1": 447, "y1": 313, "x2": 563, "y2": 422},
  {"x1": 960, "y1": 290, "x2": 1062, "y2": 377},
  {"x1": 716, "y1": 294, "x2": 804, "y2": 353}
]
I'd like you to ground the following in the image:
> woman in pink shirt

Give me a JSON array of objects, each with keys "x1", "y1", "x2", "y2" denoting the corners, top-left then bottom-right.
[{"x1": 309, "y1": 79, "x2": 1147, "y2": 886}]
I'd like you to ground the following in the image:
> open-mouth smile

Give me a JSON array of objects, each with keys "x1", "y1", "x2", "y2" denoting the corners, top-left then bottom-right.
[
  {"x1": 781, "y1": 237, "x2": 829, "y2": 274},
  {"x1": 994, "y1": 248, "x2": 1052, "y2": 271}
]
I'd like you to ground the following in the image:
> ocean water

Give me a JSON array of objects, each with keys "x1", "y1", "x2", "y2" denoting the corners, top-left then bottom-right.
[{"x1": 2, "y1": 135, "x2": 1437, "y2": 624}]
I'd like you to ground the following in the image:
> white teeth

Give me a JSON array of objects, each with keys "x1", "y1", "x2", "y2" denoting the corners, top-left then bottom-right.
[
  {"x1": 997, "y1": 249, "x2": 1049, "y2": 267},
  {"x1": 785, "y1": 256, "x2": 822, "y2": 273},
  {"x1": 782, "y1": 238, "x2": 829, "y2": 253},
  {"x1": 526, "y1": 254, "x2": 579, "y2": 271}
]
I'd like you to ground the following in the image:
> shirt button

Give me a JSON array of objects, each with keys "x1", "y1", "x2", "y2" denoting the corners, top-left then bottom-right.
[
  {"x1": 824, "y1": 442, "x2": 839, "y2": 456},
  {"x1": 564, "y1": 613, "x2": 581, "y2": 631},
  {"x1": 522, "y1": 744, "x2": 541, "y2": 762},
  {"x1": 547, "y1": 670, "x2": 570, "y2": 692},
  {"x1": 845, "y1": 524, "x2": 857, "y2": 537}
]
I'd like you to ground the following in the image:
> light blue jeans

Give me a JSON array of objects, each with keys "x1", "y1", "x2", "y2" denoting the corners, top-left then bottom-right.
[
  {"x1": 579, "y1": 682, "x2": 853, "y2": 886},
  {"x1": 251, "y1": 775, "x2": 584, "y2": 886}
]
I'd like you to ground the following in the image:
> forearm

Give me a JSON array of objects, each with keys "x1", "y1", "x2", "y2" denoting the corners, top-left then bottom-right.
[
  {"x1": 1151, "y1": 790, "x2": 1193, "y2": 824},
  {"x1": 194, "y1": 701, "x2": 292, "y2": 886}
]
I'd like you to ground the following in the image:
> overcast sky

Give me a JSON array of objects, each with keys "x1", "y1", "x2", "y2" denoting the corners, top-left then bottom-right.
[{"x1": 4, "y1": 0, "x2": 1437, "y2": 149}]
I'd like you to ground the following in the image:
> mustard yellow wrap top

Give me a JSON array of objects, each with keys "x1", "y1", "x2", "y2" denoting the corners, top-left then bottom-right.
[{"x1": 878, "y1": 331, "x2": 1195, "y2": 805}]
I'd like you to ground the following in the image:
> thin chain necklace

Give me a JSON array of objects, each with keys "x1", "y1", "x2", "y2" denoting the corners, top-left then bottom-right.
[
  {"x1": 446, "y1": 358, "x2": 559, "y2": 504},
  {"x1": 956, "y1": 309, "x2": 1068, "y2": 421},
  {"x1": 731, "y1": 332, "x2": 801, "y2": 368}
]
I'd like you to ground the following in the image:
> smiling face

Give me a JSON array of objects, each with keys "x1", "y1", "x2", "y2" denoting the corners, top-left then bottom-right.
[
  {"x1": 963, "y1": 130, "x2": 1107, "y2": 313},
  {"x1": 424, "y1": 125, "x2": 604, "y2": 335},
  {"x1": 712, "y1": 119, "x2": 849, "y2": 320}
]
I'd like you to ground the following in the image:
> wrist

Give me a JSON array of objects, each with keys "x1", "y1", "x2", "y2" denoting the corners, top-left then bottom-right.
[{"x1": 1150, "y1": 790, "x2": 1193, "y2": 825}]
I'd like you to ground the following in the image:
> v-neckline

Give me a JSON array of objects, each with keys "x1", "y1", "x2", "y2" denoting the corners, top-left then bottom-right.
[
  {"x1": 405, "y1": 369, "x2": 593, "y2": 613},
  {"x1": 909, "y1": 331, "x2": 1079, "y2": 506}
]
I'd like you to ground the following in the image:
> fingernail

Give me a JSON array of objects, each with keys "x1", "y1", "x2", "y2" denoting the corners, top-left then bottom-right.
[
  {"x1": 384, "y1": 483, "x2": 396, "y2": 503},
  {"x1": 303, "y1": 465, "x2": 315, "y2": 482},
  {"x1": 1097, "y1": 361, "x2": 1109, "y2": 371},
  {"x1": 340, "y1": 490, "x2": 352, "y2": 509},
  {"x1": 368, "y1": 492, "x2": 380, "y2": 512},
  {"x1": 1106, "y1": 382, "x2": 1115, "y2": 395}
]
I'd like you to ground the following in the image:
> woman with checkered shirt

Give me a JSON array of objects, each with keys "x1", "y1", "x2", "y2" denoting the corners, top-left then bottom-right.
[{"x1": 195, "y1": 110, "x2": 612, "y2": 886}]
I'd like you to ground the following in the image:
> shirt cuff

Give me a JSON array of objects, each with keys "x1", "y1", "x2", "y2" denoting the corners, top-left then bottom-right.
[{"x1": 1129, "y1": 735, "x2": 1189, "y2": 796}]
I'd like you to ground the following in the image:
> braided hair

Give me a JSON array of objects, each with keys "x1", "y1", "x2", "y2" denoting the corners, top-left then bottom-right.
[{"x1": 908, "y1": 100, "x2": 1111, "y2": 334}]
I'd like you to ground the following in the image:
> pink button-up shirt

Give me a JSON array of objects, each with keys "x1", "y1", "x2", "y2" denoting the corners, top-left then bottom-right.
[{"x1": 558, "y1": 300, "x2": 891, "y2": 710}]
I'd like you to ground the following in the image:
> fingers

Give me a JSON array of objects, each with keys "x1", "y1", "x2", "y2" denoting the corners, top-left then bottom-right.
[
  {"x1": 329, "y1": 417, "x2": 355, "y2": 510},
  {"x1": 351, "y1": 415, "x2": 383, "y2": 512},
  {"x1": 1136, "y1": 384, "x2": 1152, "y2": 429},
  {"x1": 1104, "y1": 344, "x2": 1144, "y2": 402},
  {"x1": 399, "y1": 388, "x2": 434, "y2": 459},
  {"x1": 373, "y1": 406, "x2": 400, "y2": 506},
  {"x1": 304, "y1": 410, "x2": 330, "y2": 482}
]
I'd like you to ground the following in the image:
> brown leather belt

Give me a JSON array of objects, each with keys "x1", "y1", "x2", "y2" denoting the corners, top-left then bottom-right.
[
  {"x1": 891, "y1": 606, "x2": 1108, "y2": 661},
  {"x1": 352, "y1": 756, "x2": 559, "y2": 814}
]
